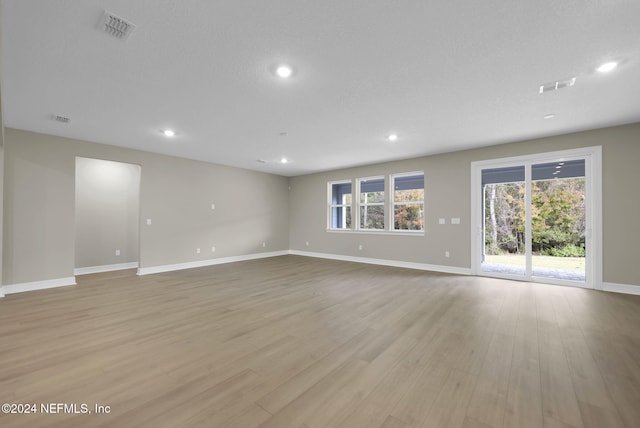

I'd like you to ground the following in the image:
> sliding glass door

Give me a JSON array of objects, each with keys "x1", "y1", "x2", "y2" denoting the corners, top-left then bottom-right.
[{"x1": 472, "y1": 148, "x2": 601, "y2": 289}]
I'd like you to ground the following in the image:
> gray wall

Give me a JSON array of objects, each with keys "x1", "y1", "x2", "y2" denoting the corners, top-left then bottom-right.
[
  {"x1": 3, "y1": 128, "x2": 290, "y2": 284},
  {"x1": 3, "y1": 123, "x2": 639, "y2": 288},
  {"x1": 75, "y1": 157, "x2": 140, "y2": 269},
  {"x1": 0, "y1": 104, "x2": 3, "y2": 290},
  {"x1": 289, "y1": 122, "x2": 640, "y2": 287},
  {"x1": 0, "y1": 2, "x2": 5, "y2": 289}
]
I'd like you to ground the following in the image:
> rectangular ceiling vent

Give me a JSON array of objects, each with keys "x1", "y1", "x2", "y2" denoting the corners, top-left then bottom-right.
[
  {"x1": 539, "y1": 77, "x2": 576, "y2": 94},
  {"x1": 53, "y1": 115, "x2": 71, "y2": 124},
  {"x1": 98, "y1": 10, "x2": 136, "y2": 41}
]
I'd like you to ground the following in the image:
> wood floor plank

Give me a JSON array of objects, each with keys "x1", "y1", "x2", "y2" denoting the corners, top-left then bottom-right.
[
  {"x1": 503, "y1": 366, "x2": 544, "y2": 428},
  {"x1": 256, "y1": 358, "x2": 369, "y2": 428},
  {"x1": 312, "y1": 334, "x2": 418, "y2": 428},
  {"x1": 421, "y1": 369, "x2": 478, "y2": 428},
  {"x1": 465, "y1": 332, "x2": 515, "y2": 428},
  {"x1": 461, "y1": 417, "x2": 494, "y2": 428},
  {"x1": 336, "y1": 361, "x2": 418, "y2": 428},
  {"x1": 539, "y1": 347, "x2": 584, "y2": 427},
  {"x1": 577, "y1": 400, "x2": 625, "y2": 428},
  {"x1": 0, "y1": 256, "x2": 637, "y2": 428},
  {"x1": 389, "y1": 357, "x2": 452, "y2": 427},
  {"x1": 255, "y1": 328, "x2": 376, "y2": 414},
  {"x1": 191, "y1": 403, "x2": 272, "y2": 428},
  {"x1": 511, "y1": 284, "x2": 540, "y2": 373},
  {"x1": 543, "y1": 416, "x2": 578, "y2": 428},
  {"x1": 602, "y1": 373, "x2": 640, "y2": 428},
  {"x1": 380, "y1": 415, "x2": 414, "y2": 428}
]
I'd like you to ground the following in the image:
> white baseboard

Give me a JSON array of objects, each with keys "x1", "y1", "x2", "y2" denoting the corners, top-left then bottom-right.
[
  {"x1": 0, "y1": 277, "x2": 77, "y2": 296},
  {"x1": 603, "y1": 282, "x2": 640, "y2": 295},
  {"x1": 3, "y1": 256, "x2": 636, "y2": 297},
  {"x1": 137, "y1": 250, "x2": 289, "y2": 276},
  {"x1": 75, "y1": 262, "x2": 139, "y2": 276},
  {"x1": 289, "y1": 250, "x2": 472, "y2": 276}
]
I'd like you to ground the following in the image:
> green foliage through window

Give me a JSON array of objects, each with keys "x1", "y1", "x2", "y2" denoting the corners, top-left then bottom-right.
[
  {"x1": 359, "y1": 178, "x2": 385, "y2": 229},
  {"x1": 394, "y1": 174, "x2": 424, "y2": 230},
  {"x1": 484, "y1": 178, "x2": 585, "y2": 256}
]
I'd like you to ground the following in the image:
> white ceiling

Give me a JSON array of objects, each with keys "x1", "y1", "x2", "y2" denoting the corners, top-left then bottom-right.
[{"x1": 2, "y1": 0, "x2": 639, "y2": 177}]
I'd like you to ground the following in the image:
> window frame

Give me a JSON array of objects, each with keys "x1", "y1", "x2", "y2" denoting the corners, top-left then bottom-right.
[
  {"x1": 327, "y1": 179, "x2": 353, "y2": 230},
  {"x1": 326, "y1": 173, "x2": 425, "y2": 236},
  {"x1": 391, "y1": 171, "x2": 425, "y2": 232}
]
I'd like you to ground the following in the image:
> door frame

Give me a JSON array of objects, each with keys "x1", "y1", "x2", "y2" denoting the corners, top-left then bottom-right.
[
  {"x1": 470, "y1": 146, "x2": 602, "y2": 290},
  {"x1": 74, "y1": 157, "x2": 142, "y2": 275}
]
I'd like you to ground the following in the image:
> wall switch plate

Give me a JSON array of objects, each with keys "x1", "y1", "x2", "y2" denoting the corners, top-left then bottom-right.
[
  {"x1": 146, "y1": 219, "x2": 152, "y2": 225},
  {"x1": 262, "y1": 242, "x2": 266, "y2": 247},
  {"x1": 211, "y1": 246, "x2": 216, "y2": 252},
  {"x1": 445, "y1": 251, "x2": 450, "y2": 258},
  {"x1": 358, "y1": 244, "x2": 363, "y2": 250},
  {"x1": 305, "y1": 241, "x2": 309, "y2": 246},
  {"x1": 451, "y1": 218, "x2": 461, "y2": 225},
  {"x1": 196, "y1": 248, "x2": 201, "y2": 254},
  {"x1": 211, "y1": 203, "x2": 215, "y2": 210},
  {"x1": 439, "y1": 218, "x2": 446, "y2": 225}
]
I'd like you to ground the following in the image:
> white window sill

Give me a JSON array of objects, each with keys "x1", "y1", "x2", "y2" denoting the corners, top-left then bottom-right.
[{"x1": 326, "y1": 229, "x2": 425, "y2": 236}]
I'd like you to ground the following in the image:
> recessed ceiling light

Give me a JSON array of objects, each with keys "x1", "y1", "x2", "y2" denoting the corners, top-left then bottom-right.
[
  {"x1": 597, "y1": 61, "x2": 618, "y2": 73},
  {"x1": 388, "y1": 134, "x2": 398, "y2": 142},
  {"x1": 544, "y1": 114, "x2": 556, "y2": 119},
  {"x1": 280, "y1": 157, "x2": 288, "y2": 164},
  {"x1": 276, "y1": 65, "x2": 293, "y2": 78},
  {"x1": 162, "y1": 129, "x2": 175, "y2": 137}
]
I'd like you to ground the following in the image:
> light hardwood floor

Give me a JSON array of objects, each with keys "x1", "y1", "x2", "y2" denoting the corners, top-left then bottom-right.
[{"x1": 1, "y1": 255, "x2": 639, "y2": 428}]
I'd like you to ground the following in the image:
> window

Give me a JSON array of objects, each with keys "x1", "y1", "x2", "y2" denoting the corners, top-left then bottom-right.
[
  {"x1": 359, "y1": 177, "x2": 385, "y2": 229},
  {"x1": 327, "y1": 173, "x2": 424, "y2": 234},
  {"x1": 392, "y1": 173, "x2": 424, "y2": 230},
  {"x1": 329, "y1": 181, "x2": 352, "y2": 229}
]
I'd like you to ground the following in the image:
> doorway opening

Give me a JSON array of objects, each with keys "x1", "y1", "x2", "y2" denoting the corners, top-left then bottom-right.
[
  {"x1": 74, "y1": 157, "x2": 141, "y2": 275},
  {"x1": 471, "y1": 147, "x2": 601, "y2": 289}
]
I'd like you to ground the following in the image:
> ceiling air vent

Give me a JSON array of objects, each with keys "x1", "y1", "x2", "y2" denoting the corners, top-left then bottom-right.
[
  {"x1": 53, "y1": 115, "x2": 71, "y2": 124},
  {"x1": 539, "y1": 77, "x2": 576, "y2": 94},
  {"x1": 98, "y1": 10, "x2": 136, "y2": 41}
]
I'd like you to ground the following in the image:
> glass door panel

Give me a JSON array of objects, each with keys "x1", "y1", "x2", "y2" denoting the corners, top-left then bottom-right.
[
  {"x1": 481, "y1": 166, "x2": 526, "y2": 277},
  {"x1": 531, "y1": 160, "x2": 586, "y2": 282}
]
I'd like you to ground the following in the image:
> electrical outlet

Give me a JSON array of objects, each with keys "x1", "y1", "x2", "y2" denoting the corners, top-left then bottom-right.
[
  {"x1": 305, "y1": 241, "x2": 309, "y2": 247},
  {"x1": 439, "y1": 218, "x2": 446, "y2": 225},
  {"x1": 445, "y1": 251, "x2": 450, "y2": 258},
  {"x1": 211, "y1": 246, "x2": 216, "y2": 252},
  {"x1": 262, "y1": 242, "x2": 266, "y2": 248},
  {"x1": 115, "y1": 249, "x2": 120, "y2": 256},
  {"x1": 211, "y1": 203, "x2": 215, "y2": 210},
  {"x1": 451, "y1": 218, "x2": 461, "y2": 225},
  {"x1": 146, "y1": 219, "x2": 152, "y2": 225},
  {"x1": 196, "y1": 248, "x2": 201, "y2": 254},
  {"x1": 358, "y1": 244, "x2": 363, "y2": 251}
]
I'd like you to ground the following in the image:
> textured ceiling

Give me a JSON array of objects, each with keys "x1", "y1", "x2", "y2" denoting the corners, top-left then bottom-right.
[{"x1": 2, "y1": 0, "x2": 639, "y2": 176}]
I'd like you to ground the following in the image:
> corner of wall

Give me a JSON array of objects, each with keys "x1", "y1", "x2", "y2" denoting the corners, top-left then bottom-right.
[{"x1": 0, "y1": 0, "x2": 5, "y2": 288}]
